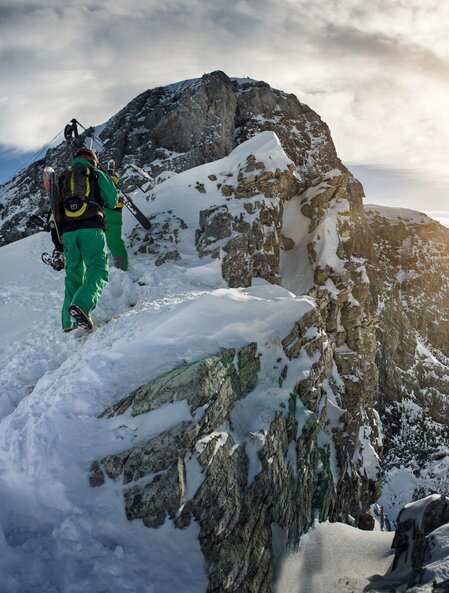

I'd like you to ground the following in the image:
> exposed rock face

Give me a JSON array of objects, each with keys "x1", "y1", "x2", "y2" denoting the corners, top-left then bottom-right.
[
  {"x1": 365, "y1": 206, "x2": 449, "y2": 512},
  {"x1": 195, "y1": 154, "x2": 299, "y2": 287},
  {"x1": 288, "y1": 172, "x2": 381, "y2": 526},
  {"x1": 92, "y1": 310, "x2": 372, "y2": 593}
]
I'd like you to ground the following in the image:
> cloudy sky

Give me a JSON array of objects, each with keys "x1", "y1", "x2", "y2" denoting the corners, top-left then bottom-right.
[{"x1": 1, "y1": 0, "x2": 448, "y2": 223}]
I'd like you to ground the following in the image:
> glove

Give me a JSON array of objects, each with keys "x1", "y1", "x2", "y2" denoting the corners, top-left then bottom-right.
[{"x1": 111, "y1": 175, "x2": 119, "y2": 185}]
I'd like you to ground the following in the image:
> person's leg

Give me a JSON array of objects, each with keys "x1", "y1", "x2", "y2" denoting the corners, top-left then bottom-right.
[
  {"x1": 105, "y1": 209, "x2": 128, "y2": 270},
  {"x1": 61, "y1": 231, "x2": 83, "y2": 330},
  {"x1": 72, "y1": 228, "x2": 109, "y2": 317}
]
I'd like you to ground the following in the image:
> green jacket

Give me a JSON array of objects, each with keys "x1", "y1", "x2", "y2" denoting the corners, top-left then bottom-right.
[{"x1": 70, "y1": 157, "x2": 118, "y2": 209}]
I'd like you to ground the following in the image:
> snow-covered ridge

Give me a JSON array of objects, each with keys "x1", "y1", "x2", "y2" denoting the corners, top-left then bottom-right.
[
  {"x1": 160, "y1": 75, "x2": 259, "y2": 94},
  {"x1": 365, "y1": 203, "x2": 434, "y2": 225}
]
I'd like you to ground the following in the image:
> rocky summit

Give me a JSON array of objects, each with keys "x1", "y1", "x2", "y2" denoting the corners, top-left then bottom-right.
[{"x1": 1, "y1": 71, "x2": 449, "y2": 593}]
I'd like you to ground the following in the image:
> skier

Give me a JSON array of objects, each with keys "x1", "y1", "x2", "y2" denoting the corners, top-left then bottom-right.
[
  {"x1": 59, "y1": 147, "x2": 118, "y2": 331},
  {"x1": 104, "y1": 174, "x2": 128, "y2": 271}
]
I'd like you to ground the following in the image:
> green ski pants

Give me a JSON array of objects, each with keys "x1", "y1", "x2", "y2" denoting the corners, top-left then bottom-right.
[
  {"x1": 62, "y1": 228, "x2": 109, "y2": 329},
  {"x1": 105, "y1": 208, "x2": 128, "y2": 271}
]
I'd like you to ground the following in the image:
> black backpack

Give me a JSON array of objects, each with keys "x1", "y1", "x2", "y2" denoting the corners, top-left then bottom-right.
[{"x1": 59, "y1": 165, "x2": 102, "y2": 220}]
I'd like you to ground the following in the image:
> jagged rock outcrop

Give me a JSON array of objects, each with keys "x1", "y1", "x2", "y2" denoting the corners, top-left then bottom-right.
[
  {"x1": 91, "y1": 339, "x2": 335, "y2": 593},
  {"x1": 289, "y1": 172, "x2": 381, "y2": 526},
  {"x1": 91, "y1": 291, "x2": 377, "y2": 593},
  {"x1": 390, "y1": 495, "x2": 449, "y2": 590},
  {"x1": 195, "y1": 149, "x2": 300, "y2": 287},
  {"x1": 128, "y1": 126, "x2": 383, "y2": 532}
]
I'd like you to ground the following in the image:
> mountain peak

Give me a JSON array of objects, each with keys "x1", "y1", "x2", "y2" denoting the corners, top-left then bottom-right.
[{"x1": 365, "y1": 203, "x2": 434, "y2": 225}]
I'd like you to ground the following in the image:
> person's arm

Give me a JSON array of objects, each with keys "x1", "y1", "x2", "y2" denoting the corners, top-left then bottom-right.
[{"x1": 97, "y1": 170, "x2": 118, "y2": 209}]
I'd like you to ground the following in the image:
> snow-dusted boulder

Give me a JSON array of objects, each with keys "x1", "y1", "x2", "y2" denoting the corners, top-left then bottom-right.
[{"x1": 391, "y1": 495, "x2": 449, "y2": 590}]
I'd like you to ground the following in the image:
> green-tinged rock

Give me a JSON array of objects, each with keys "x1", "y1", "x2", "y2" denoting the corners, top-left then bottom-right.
[
  {"x1": 131, "y1": 355, "x2": 233, "y2": 416},
  {"x1": 237, "y1": 342, "x2": 260, "y2": 395},
  {"x1": 125, "y1": 459, "x2": 186, "y2": 527}
]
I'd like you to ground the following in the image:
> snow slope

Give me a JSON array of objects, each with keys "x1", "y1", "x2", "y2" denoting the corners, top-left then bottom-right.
[{"x1": 276, "y1": 521, "x2": 394, "y2": 593}]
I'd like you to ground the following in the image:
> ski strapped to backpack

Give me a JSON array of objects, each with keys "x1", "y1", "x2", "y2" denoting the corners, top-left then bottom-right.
[
  {"x1": 101, "y1": 160, "x2": 152, "y2": 230},
  {"x1": 43, "y1": 166, "x2": 62, "y2": 244},
  {"x1": 62, "y1": 118, "x2": 152, "y2": 230}
]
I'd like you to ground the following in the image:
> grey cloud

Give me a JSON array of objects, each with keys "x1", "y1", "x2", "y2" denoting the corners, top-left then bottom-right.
[
  {"x1": 0, "y1": 0, "x2": 449, "y2": 181},
  {"x1": 322, "y1": 22, "x2": 449, "y2": 81}
]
